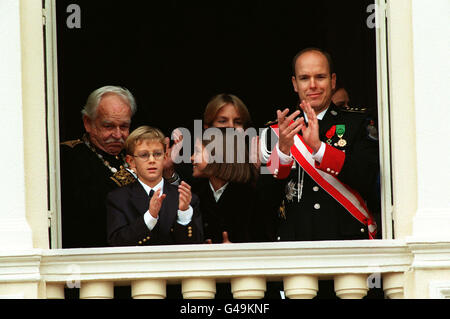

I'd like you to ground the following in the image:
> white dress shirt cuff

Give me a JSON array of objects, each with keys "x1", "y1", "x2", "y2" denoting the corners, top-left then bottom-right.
[
  {"x1": 177, "y1": 205, "x2": 193, "y2": 226},
  {"x1": 276, "y1": 143, "x2": 294, "y2": 165},
  {"x1": 312, "y1": 142, "x2": 326, "y2": 163},
  {"x1": 144, "y1": 211, "x2": 158, "y2": 231}
]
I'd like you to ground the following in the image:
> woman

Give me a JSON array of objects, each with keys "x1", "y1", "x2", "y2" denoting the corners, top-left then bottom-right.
[
  {"x1": 165, "y1": 93, "x2": 270, "y2": 242},
  {"x1": 164, "y1": 93, "x2": 256, "y2": 184},
  {"x1": 191, "y1": 127, "x2": 259, "y2": 244}
]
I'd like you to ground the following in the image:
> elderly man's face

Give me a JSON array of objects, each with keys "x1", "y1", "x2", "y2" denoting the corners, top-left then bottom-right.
[
  {"x1": 292, "y1": 50, "x2": 336, "y2": 114},
  {"x1": 83, "y1": 93, "x2": 132, "y2": 156}
]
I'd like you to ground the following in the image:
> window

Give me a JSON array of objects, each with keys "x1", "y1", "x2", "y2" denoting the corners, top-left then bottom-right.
[{"x1": 45, "y1": 0, "x2": 393, "y2": 248}]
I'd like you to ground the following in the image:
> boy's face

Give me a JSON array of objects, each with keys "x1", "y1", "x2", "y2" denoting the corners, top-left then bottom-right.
[{"x1": 127, "y1": 140, "x2": 166, "y2": 187}]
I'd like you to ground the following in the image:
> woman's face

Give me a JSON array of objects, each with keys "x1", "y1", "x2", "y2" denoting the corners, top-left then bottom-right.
[
  {"x1": 207, "y1": 103, "x2": 244, "y2": 129},
  {"x1": 191, "y1": 139, "x2": 209, "y2": 177}
]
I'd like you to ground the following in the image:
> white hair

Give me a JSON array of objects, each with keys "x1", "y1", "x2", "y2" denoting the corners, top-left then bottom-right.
[{"x1": 81, "y1": 85, "x2": 137, "y2": 119}]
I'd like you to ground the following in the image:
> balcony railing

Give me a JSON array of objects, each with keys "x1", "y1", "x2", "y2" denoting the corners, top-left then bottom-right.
[{"x1": 2, "y1": 240, "x2": 417, "y2": 299}]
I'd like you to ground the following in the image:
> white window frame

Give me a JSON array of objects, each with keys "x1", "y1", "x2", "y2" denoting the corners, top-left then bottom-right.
[
  {"x1": 44, "y1": 0, "x2": 62, "y2": 249},
  {"x1": 43, "y1": 0, "x2": 394, "y2": 248},
  {"x1": 374, "y1": 0, "x2": 394, "y2": 239}
]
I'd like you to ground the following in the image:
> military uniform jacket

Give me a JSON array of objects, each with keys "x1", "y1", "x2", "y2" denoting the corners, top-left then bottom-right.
[
  {"x1": 60, "y1": 137, "x2": 135, "y2": 248},
  {"x1": 260, "y1": 103, "x2": 379, "y2": 241},
  {"x1": 106, "y1": 181, "x2": 203, "y2": 246}
]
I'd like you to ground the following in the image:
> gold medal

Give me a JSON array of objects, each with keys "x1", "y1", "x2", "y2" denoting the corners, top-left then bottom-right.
[{"x1": 335, "y1": 125, "x2": 346, "y2": 148}]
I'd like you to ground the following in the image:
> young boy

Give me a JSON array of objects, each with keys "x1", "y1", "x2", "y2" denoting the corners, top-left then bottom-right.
[{"x1": 106, "y1": 126, "x2": 203, "y2": 246}]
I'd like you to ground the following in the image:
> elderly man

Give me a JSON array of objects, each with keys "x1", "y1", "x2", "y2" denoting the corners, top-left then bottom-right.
[
  {"x1": 260, "y1": 48, "x2": 380, "y2": 241},
  {"x1": 60, "y1": 86, "x2": 137, "y2": 248}
]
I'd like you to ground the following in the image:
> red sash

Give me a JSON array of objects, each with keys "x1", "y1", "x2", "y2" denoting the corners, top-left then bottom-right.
[{"x1": 270, "y1": 124, "x2": 377, "y2": 239}]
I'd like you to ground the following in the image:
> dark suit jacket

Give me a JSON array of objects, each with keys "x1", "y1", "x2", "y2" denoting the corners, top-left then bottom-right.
[{"x1": 106, "y1": 180, "x2": 203, "y2": 246}]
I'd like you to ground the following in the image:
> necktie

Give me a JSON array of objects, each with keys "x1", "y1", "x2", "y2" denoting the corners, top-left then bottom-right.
[{"x1": 149, "y1": 189, "x2": 154, "y2": 201}]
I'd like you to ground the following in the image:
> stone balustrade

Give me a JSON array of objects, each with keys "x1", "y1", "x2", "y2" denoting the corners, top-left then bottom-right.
[
  {"x1": 36, "y1": 240, "x2": 413, "y2": 299},
  {"x1": 5, "y1": 239, "x2": 447, "y2": 299}
]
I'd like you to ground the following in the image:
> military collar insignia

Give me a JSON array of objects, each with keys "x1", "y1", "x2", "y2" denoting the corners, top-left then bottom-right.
[
  {"x1": 264, "y1": 119, "x2": 278, "y2": 127},
  {"x1": 110, "y1": 168, "x2": 137, "y2": 187},
  {"x1": 342, "y1": 105, "x2": 368, "y2": 113}
]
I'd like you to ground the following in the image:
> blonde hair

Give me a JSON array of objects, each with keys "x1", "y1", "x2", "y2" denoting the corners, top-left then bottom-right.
[
  {"x1": 125, "y1": 126, "x2": 166, "y2": 155},
  {"x1": 203, "y1": 93, "x2": 252, "y2": 129}
]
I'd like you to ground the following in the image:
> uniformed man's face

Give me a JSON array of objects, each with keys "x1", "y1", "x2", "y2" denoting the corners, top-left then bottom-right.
[
  {"x1": 83, "y1": 94, "x2": 132, "y2": 156},
  {"x1": 128, "y1": 140, "x2": 166, "y2": 187},
  {"x1": 292, "y1": 51, "x2": 336, "y2": 114}
]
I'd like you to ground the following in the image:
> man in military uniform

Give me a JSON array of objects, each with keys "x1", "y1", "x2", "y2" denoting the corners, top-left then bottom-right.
[
  {"x1": 60, "y1": 86, "x2": 137, "y2": 248},
  {"x1": 260, "y1": 48, "x2": 380, "y2": 241}
]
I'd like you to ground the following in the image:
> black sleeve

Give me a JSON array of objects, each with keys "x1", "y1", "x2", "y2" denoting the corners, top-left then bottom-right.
[{"x1": 336, "y1": 117, "x2": 380, "y2": 202}]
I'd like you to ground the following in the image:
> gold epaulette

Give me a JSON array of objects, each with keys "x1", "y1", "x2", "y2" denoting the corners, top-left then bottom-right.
[
  {"x1": 341, "y1": 106, "x2": 368, "y2": 113},
  {"x1": 61, "y1": 139, "x2": 83, "y2": 148}
]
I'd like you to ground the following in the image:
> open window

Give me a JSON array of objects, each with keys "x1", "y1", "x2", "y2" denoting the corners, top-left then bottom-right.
[{"x1": 45, "y1": 0, "x2": 392, "y2": 248}]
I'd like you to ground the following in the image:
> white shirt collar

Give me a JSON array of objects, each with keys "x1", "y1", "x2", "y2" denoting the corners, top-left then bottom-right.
[
  {"x1": 303, "y1": 107, "x2": 328, "y2": 122},
  {"x1": 209, "y1": 181, "x2": 229, "y2": 202},
  {"x1": 138, "y1": 177, "x2": 164, "y2": 197}
]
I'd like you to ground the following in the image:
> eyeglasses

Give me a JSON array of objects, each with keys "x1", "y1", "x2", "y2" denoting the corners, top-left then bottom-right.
[{"x1": 133, "y1": 151, "x2": 164, "y2": 161}]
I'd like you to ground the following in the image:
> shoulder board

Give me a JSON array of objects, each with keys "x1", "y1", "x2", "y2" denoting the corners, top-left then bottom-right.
[
  {"x1": 61, "y1": 139, "x2": 83, "y2": 148},
  {"x1": 264, "y1": 119, "x2": 278, "y2": 127},
  {"x1": 341, "y1": 106, "x2": 368, "y2": 114}
]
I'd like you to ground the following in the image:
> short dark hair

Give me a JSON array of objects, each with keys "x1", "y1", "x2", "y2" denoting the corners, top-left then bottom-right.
[{"x1": 291, "y1": 47, "x2": 334, "y2": 76}]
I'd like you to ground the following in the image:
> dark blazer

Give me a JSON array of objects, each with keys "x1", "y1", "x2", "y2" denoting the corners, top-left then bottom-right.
[
  {"x1": 106, "y1": 180, "x2": 203, "y2": 246},
  {"x1": 260, "y1": 103, "x2": 380, "y2": 241},
  {"x1": 192, "y1": 180, "x2": 252, "y2": 243}
]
